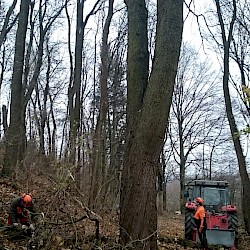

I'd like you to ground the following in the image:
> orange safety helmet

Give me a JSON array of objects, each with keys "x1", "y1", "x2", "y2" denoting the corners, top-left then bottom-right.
[
  {"x1": 195, "y1": 197, "x2": 204, "y2": 204},
  {"x1": 21, "y1": 193, "x2": 32, "y2": 206}
]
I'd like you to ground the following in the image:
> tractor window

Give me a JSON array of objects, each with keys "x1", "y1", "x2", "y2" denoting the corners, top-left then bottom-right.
[
  {"x1": 191, "y1": 187, "x2": 200, "y2": 200},
  {"x1": 219, "y1": 190, "x2": 228, "y2": 205},
  {"x1": 203, "y1": 188, "x2": 228, "y2": 206}
]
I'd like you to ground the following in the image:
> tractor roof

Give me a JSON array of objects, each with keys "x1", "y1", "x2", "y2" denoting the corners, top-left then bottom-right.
[{"x1": 188, "y1": 180, "x2": 228, "y2": 187}]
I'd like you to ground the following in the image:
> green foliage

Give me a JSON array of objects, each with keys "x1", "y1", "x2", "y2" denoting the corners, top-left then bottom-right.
[
  {"x1": 240, "y1": 125, "x2": 250, "y2": 135},
  {"x1": 234, "y1": 126, "x2": 250, "y2": 137}
]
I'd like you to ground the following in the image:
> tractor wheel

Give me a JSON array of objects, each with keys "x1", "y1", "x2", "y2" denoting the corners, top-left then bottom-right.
[
  {"x1": 185, "y1": 209, "x2": 196, "y2": 240},
  {"x1": 228, "y1": 212, "x2": 238, "y2": 246}
]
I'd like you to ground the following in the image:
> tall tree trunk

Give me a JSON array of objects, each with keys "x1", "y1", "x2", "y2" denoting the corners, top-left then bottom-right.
[
  {"x1": 216, "y1": 0, "x2": 250, "y2": 233},
  {"x1": 68, "y1": 0, "x2": 84, "y2": 164},
  {"x1": 48, "y1": 93, "x2": 57, "y2": 160},
  {"x1": 0, "y1": 47, "x2": 5, "y2": 139},
  {"x1": 157, "y1": 159, "x2": 164, "y2": 215},
  {"x1": 89, "y1": 0, "x2": 114, "y2": 209},
  {"x1": 68, "y1": 0, "x2": 102, "y2": 167},
  {"x1": 119, "y1": 0, "x2": 183, "y2": 248},
  {"x1": 2, "y1": 105, "x2": 7, "y2": 135},
  {"x1": 39, "y1": 41, "x2": 51, "y2": 155},
  {"x1": 2, "y1": 0, "x2": 30, "y2": 177},
  {"x1": 161, "y1": 151, "x2": 167, "y2": 211},
  {"x1": 179, "y1": 115, "x2": 186, "y2": 213}
]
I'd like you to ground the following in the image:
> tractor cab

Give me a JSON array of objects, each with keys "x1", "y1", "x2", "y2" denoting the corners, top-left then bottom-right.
[
  {"x1": 187, "y1": 180, "x2": 230, "y2": 213},
  {"x1": 186, "y1": 180, "x2": 230, "y2": 209}
]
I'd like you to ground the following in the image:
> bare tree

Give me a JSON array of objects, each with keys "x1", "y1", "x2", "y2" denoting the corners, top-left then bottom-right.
[
  {"x1": 167, "y1": 43, "x2": 225, "y2": 211},
  {"x1": 67, "y1": 0, "x2": 84, "y2": 165},
  {"x1": 65, "y1": 0, "x2": 103, "y2": 190},
  {"x1": 215, "y1": 0, "x2": 250, "y2": 233},
  {"x1": 89, "y1": 0, "x2": 114, "y2": 209},
  {"x1": 0, "y1": 0, "x2": 18, "y2": 49},
  {"x1": 231, "y1": 1, "x2": 250, "y2": 120},
  {"x1": 2, "y1": 0, "x2": 30, "y2": 177},
  {"x1": 3, "y1": 0, "x2": 67, "y2": 176}
]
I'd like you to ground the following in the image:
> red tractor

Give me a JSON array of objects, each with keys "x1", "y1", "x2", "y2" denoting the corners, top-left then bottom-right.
[{"x1": 184, "y1": 180, "x2": 238, "y2": 249}]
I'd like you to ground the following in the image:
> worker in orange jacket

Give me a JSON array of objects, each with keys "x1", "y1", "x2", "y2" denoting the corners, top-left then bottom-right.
[
  {"x1": 8, "y1": 193, "x2": 35, "y2": 231},
  {"x1": 194, "y1": 197, "x2": 207, "y2": 249}
]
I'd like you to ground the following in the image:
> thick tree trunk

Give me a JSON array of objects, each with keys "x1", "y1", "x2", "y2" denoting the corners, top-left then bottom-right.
[
  {"x1": 119, "y1": 0, "x2": 183, "y2": 248},
  {"x1": 2, "y1": 0, "x2": 30, "y2": 177}
]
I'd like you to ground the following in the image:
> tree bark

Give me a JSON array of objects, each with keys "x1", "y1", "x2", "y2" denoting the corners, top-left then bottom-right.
[
  {"x1": 2, "y1": 0, "x2": 30, "y2": 177},
  {"x1": 179, "y1": 115, "x2": 186, "y2": 213},
  {"x1": 68, "y1": 0, "x2": 84, "y2": 164},
  {"x1": 2, "y1": 105, "x2": 7, "y2": 135},
  {"x1": 119, "y1": 0, "x2": 183, "y2": 248},
  {"x1": 157, "y1": 160, "x2": 164, "y2": 215}
]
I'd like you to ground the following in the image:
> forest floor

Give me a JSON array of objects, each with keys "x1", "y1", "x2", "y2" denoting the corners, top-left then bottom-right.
[{"x1": 0, "y1": 175, "x2": 249, "y2": 250}]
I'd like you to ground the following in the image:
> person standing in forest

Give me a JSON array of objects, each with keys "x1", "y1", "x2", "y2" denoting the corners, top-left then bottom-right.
[{"x1": 194, "y1": 197, "x2": 207, "y2": 249}]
